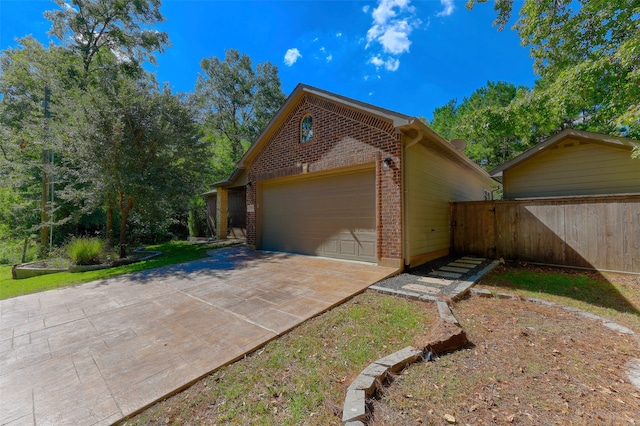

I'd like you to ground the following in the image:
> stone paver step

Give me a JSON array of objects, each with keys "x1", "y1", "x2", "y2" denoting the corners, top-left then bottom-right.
[
  {"x1": 448, "y1": 261, "x2": 477, "y2": 268},
  {"x1": 402, "y1": 284, "x2": 441, "y2": 294},
  {"x1": 460, "y1": 257, "x2": 485, "y2": 264},
  {"x1": 430, "y1": 271, "x2": 462, "y2": 279},
  {"x1": 418, "y1": 276, "x2": 451, "y2": 286},
  {"x1": 441, "y1": 266, "x2": 471, "y2": 273}
]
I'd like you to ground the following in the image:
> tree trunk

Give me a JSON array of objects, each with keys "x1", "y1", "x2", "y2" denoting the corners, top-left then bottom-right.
[
  {"x1": 106, "y1": 206, "x2": 113, "y2": 249},
  {"x1": 118, "y1": 192, "x2": 134, "y2": 259}
]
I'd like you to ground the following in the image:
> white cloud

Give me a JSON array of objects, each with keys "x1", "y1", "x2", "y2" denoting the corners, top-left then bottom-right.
[
  {"x1": 364, "y1": 75, "x2": 370, "y2": 81},
  {"x1": 386, "y1": 57, "x2": 400, "y2": 71},
  {"x1": 366, "y1": 0, "x2": 420, "y2": 56},
  {"x1": 369, "y1": 56, "x2": 385, "y2": 67},
  {"x1": 436, "y1": 0, "x2": 455, "y2": 17},
  {"x1": 368, "y1": 55, "x2": 400, "y2": 71},
  {"x1": 362, "y1": 5, "x2": 370, "y2": 13},
  {"x1": 372, "y1": 0, "x2": 409, "y2": 25},
  {"x1": 336, "y1": 32, "x2": 343, "y2": 37},
  {"x1": 374, "y1": 19, "x2": 412, "y2": 54},
  {"x1": 369, "y1": 92, "x2": 374, "y2": 96},
  {"x1": 283, "y1": 48, "x2": 302, "y2": 66},
  {"x1": 313, "y1": 37, "x2": 319, "y2": 42},
  {"x1": 320, "y1": 46, "x2": 326, "y2": 53},
  {"x1": 326, "y1": 54, "x2": 333, "y2": 62}
]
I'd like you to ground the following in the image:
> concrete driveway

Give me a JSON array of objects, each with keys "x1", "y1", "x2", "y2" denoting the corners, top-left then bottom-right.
[{"x1": 0, "y1": 246, "x2": 397, "y2": 425}]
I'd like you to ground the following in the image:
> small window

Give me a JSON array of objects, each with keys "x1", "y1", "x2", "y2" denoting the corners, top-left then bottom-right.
[
  {"x1": 301, "y1": 114, "x2": 313, "y2": 143},
  {"x1": 484, "y1": 189, "x2": 492, "y2": 201}
]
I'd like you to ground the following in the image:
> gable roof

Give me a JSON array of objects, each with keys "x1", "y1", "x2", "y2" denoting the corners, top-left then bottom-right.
[
  {"x1": 490, "y1": 129, "x2": 640, "y2": 179},
  {"x1": 236, "y1": 83, "x2": 413, "y2": 169},
  {"x1": 215, "y1": 83, "x2": 494, "y2": 187}
]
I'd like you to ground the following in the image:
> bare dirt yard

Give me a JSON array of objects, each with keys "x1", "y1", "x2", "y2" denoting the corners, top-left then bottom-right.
[{"x1": 372, "y1": 296, "x2": 640, "y2": 425}]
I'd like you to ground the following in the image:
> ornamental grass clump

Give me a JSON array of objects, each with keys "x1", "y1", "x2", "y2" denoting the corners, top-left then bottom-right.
[{"x1": 67, "y1": 237, "x2": 104, "y2": 265}]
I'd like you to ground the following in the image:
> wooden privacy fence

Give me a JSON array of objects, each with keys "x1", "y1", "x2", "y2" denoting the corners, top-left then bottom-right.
[{"x1": 450, "y1": 195, "x2": 640, "y2": 273}]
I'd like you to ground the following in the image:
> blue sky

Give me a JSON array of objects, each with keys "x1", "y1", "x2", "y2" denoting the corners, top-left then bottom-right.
[{"x1": 1, "y1": 0, "x2": 537, "y2": 120}]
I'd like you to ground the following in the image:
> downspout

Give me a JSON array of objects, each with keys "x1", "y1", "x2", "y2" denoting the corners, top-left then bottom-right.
[
  {"x1": 406, "y1": 129, "x2": 424, "y2": 148},
  {"x1": 403, "y1": 128, "x2": 424, "y2": 269}
]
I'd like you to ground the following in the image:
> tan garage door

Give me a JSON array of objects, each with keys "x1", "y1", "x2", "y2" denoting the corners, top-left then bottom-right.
[{"x1": 261, "y1": 169, "x2": 376, "y2": 262}]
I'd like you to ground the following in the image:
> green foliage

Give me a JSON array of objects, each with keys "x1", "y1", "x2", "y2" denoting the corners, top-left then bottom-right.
[
  {"x1": 0, "y1": 237, "x2": 39, "y2": 265},
  {"x1": 462, "y1": 0, "x2": 640, "y2": 154},
  {"x1": 0, "y1": 38, "x2": 81, "y2": 239},
  {"x1": 0, "y1": 3, "x2": 287, "y2": 256},
  {"x1": 430, "y1": 81, "x2": 537, "y2": 169},
  {"x1": 194, "y1": 49, "x2": 286, "y2": 182},
  {"x1": 67, "y1": 237, "x2": 104, "y2": 265},
  {"x1": 187, "y1": 198, "x2": 208, "y2": 237},
  {"x1": 126, "y1": 209, "x2": 189, "y2": 246},
  {"x1": 45, "y1": 0, "x2": 169, "y2": 82},
  {"x1": 0, "y1": 1, "x2": 183, "y2": 254}
]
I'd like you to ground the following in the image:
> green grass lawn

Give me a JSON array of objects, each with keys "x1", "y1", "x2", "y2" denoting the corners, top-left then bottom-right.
[
  {"x1": 0, "y1": 241, "x2": 237, "y2": 300},
  {"x1": 477, "y1": 263, "x2": 640, "y2": 332}
]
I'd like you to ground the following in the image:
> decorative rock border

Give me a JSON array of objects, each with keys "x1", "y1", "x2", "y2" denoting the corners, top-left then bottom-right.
[
  {"x1": 68, "y1": 250, "x2": 163, "y2": 271},
  {"x1": 11, "y1": 264, "x2": 68, "y2": 279},
  {"x1": 341, "y1": 300, "x2": 467, "y2": 424},
  {"x1": 344, "y1": 285, "x2": 640, "y2": 425},
  {"x1": 11, "y1": 249, "x2": 163, "y2": 279}
]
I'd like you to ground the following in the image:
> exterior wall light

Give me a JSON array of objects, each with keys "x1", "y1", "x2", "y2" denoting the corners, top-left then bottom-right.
[{"x1": 382, "y1": 157, "x2": 393, "y2": 171}]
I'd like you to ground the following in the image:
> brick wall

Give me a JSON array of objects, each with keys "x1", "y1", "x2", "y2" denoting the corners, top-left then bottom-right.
[{"x1": 246, "y1": 93, "x2": 402, "y2": 263}]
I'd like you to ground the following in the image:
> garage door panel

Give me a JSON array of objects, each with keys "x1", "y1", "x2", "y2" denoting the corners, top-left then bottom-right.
[{"x1": 262, "y1": 169, "x2": 376, "y2": 263}]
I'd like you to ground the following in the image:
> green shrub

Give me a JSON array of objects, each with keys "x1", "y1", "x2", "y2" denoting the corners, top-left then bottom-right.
[
  {"x1": 0, "y1": 237, "x2": 39, "y2": 265},
  {"x1": 67, "y1": 237, "x2": 104, "y2": 265}
]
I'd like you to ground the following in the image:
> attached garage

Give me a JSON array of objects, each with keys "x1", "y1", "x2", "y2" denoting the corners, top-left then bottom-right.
[
  {"x1": 211, "y1": 84, "x2": 496, "y2": 269},
  {"x1": 260, "y1": 168, "x2": 376, "y2": 262}
]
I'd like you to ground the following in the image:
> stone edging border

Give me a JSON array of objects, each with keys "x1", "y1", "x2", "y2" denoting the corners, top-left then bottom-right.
[
  {"x1": 341, "y1": 299, "x2": 466, "y2": 424},
  {"x1": 342, "y1": 288, "x2": 640, "y2": 425}
]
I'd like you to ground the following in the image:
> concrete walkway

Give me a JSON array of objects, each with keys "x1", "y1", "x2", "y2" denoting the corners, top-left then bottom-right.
[{"x1": 0, "y1": 246, "x2": 397, "y2": 425}]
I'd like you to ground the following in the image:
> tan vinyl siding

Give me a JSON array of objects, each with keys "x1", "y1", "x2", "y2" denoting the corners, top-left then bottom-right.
[
  {"x1": 504, "y1": 140, "x2": 640, "y2": 198},
  {"x1": 406, "y1": 142, "x2": 488, "y2": 260}
]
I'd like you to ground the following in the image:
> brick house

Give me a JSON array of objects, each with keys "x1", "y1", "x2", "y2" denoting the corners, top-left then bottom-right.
[{"x1": 211, "y1": 84, "x2": 496, "y2": 269}]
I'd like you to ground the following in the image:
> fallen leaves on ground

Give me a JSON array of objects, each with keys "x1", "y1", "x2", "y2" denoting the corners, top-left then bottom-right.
[{"x1": 371, "y1": 297, "x2": 640, "y2": 425}]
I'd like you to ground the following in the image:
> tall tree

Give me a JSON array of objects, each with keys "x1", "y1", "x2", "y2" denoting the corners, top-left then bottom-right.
[
  {"x1": 466, "y1": 0, "x2": 640, "y2": 144},
  {"x1": 430, "y1": 81, "x2": 535, "y2": 169},
  {"x1": 73, "y1": 76, "x2": 206, "y2": 257},
  {"x1": 42, "y1": 0, "x2": 184, "y2": 253},
  {"x1": 194, "y1": 49, "x2": 286, "y2": 182},
  {"x1": 45, "y1": 0, "x2": 169, "y2": 84},
  {"x1": 0, "y1": 37, "x2": 83, "y2": 243},
  {"x1": 1, "y1": 0, "x2": 204, "y2": 257}
]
